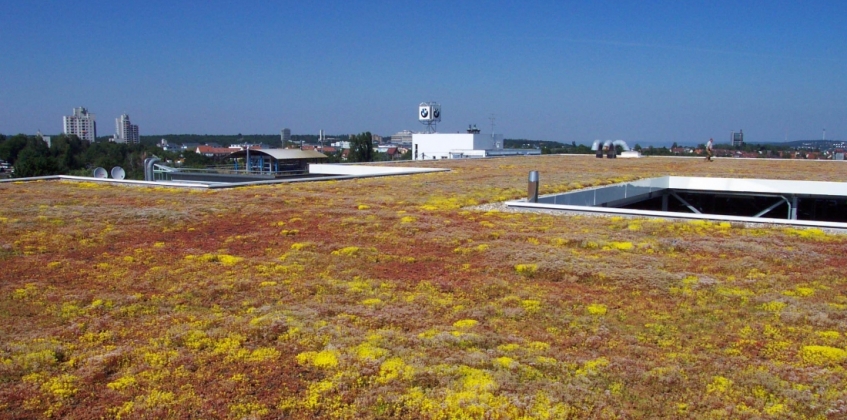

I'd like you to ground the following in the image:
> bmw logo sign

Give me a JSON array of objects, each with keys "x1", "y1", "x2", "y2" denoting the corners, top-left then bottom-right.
[
  {"x1": 433, "y1": 109, "x2": 440, "y2": 118},
  {"x1": 420, "y1": 108, "x2": 429, "y2": 118}
]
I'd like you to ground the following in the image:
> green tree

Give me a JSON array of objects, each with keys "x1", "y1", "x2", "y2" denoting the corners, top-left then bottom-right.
[
  {"x1": 13, "y1": 140, "x2": 58, "y2": 177},
  {"x1": 83, "y1": 141, "x2": 126, "y2": 170},
  {"x1": 50, "y1": 134, "x2": 88, "y2": 173},
  {"x1": 349, "y1": 132, "x2": 374, "y2": 162},
  {"x1": 182, "y1": 150, "x2": 213, "y2": 167},
  {"x1": 0, "y1": 134, "x2": 29, "y2": 164}
]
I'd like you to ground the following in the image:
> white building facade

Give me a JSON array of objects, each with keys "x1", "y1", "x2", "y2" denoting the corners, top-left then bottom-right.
[
  {"x1": 408, "y1": 102, "x2": 540, "y2": 160},
  {"x1": 411, "y1": 133, "x2": 504, "y2": 160},
  {"x1": 63, "y1": 107, "x2": 97, "y2": 141},
  {"x1": 112, "y1": 114, "x2": 139, "y2": 144}
]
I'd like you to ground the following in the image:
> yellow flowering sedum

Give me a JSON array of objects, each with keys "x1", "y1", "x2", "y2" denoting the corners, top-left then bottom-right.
[
  {"x1": 106, "y1": 375, "x2": 136, "y2": 391},
  {"x1": 296, "y1": 349, "x2": 340, "y2": 369},
  {"x1": 514, "y1": 264, "x2": 538, "y2": 276},
  {"x1": 452, "y1": 319, "x2": 478, "y2": 329},
  {"x1": 332, "y1": 246, "x2": 360, "y2": 256},
  {"x1": 706, "y1": 376, "x2": 733, "y2": 394},
  {"x1": 586, "y1": 303, "x2": 608, "y2": 316},
  {"x1": 42, "y1": 374, "x2": 78, "y2": 398},
  {"x1": 800, "y1": 346, "x2": 847, "y2": 365},
  {"x1": 378, "y1": 357, "x2": 415, "y2": 383}
]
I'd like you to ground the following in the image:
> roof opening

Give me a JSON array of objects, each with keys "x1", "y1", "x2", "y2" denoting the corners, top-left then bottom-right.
[{"x1": 507, "y1": 176, "x2": 847, "y2": 229}]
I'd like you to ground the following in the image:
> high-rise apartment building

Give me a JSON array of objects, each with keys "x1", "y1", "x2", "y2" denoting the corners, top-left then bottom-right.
[
  {"x1": 113, "y1": 114, "x2": 139, "y2": 144},
  {"x1": 282, "y1": 128, "x2": 291, "y2": 142},
  {"x1": 732, "y1": 130, "x2": 744, "y2": 147},
  {"x1": 63, "y1": 107, "x2": 97, "y2": 141}
]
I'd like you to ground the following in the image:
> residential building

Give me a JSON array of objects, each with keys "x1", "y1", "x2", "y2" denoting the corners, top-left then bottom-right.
[
  {"x1": 112, "y1": 114, "x2": 139, "y2": 144},
  {"x1": 36, "y1": 130, "x2": 51, "y2": 148},
  {"x1": 63, "y1": 107, "x2": 97, "y2": 141},
  {"x1": 385, "y1": 147, "x2": 402, "y2": 160},
  {"x1": 196, "y1": 145, "x2": 237, "y2": 157},
  {"x1": 732, "y1": 130, "x2": 744, "y2": 147},
  {"x1": 157, "y1": 138, "x2": 180, "y2": 151},
  {"x1": 390, "y1": 130, "x2": 414, "y2": 145}
]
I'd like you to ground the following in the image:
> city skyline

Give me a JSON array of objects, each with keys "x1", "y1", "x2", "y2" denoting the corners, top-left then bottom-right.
[{"x1": 1, "y1": 2, "x2": 845, "y2": 144}]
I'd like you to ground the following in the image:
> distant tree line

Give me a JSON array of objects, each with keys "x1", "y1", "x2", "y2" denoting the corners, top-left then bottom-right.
[
  {"x1": 505, "y1": 139, "x2": 594, "y2": 155},
  {"x1": 136, "y1": 134, "x2": 284, "y2": 148},
  {"x1": 503, "y1": 139, "x2": 801, "y2": 157},
  {"x1": 0, "y1": 133, "x2": 192, "y2": 179},
  {"x1": 0, "y1": 131, "x2": 402, "y2": 179},
  {"x1": 635, "y1": 144, "x2": 674, "y2": 156},
  {"x1": 711, "y1": 142, "x2": 791, "y2": 153},
  {"x1": 136, "y1": 133, "x2": 368, "y2": 149}
]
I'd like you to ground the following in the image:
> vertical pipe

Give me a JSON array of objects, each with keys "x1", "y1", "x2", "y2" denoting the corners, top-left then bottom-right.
[{"x1": 528, "y1": 171, "x2": 539, "y2": 203}]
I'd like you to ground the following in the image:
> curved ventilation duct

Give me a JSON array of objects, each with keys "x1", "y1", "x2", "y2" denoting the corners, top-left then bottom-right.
[{"x1": 144, "y1": 157, "x2": 161, "y2": 181}]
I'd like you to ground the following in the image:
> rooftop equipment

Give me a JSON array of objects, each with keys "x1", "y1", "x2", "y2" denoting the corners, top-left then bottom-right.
[
  {"x1": 528, "y1": 171, "x2": 539, "y2": 203},
  {"x1": 110, "y1": 166, "x2": 126, "y2": 180}
]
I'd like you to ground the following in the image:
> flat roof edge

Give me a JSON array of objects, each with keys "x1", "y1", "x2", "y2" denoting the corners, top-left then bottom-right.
[
  {"x1": 0, "y1": 166, "x2": 450, "y2": 189},
  {"x1": 0, "y1": 175, "x2": 213, "y2": 188}
]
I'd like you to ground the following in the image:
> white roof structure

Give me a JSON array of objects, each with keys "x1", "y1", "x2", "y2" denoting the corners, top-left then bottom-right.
[
  {"x1": 658, "y1": 177, "x2": 847, "y2": 197},
  {"x1": 228, "y1": 149, "x2": 327, "y2": 159},
  {"x1": 508, "y1": 176, "x2": 847, "y2": 229}
]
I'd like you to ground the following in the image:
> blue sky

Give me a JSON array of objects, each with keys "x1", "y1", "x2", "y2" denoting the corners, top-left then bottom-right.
[{"x1": 1, "y1": 1, "x2": 845, "y2": 145}]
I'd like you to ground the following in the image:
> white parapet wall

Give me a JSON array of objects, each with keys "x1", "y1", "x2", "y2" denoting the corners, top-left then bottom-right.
[{"x1": 309, "y1": 164, "x2": 449, "y2": 176}]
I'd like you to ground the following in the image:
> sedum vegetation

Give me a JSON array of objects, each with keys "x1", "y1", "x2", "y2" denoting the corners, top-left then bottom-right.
[{"x1": 2, "y1": 156, "x2": 847, "y2": 418}]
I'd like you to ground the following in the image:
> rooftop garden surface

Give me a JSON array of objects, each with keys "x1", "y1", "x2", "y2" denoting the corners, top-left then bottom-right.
[{"x1": 2, "y1": 155, "x2": 847, "y2": 419}]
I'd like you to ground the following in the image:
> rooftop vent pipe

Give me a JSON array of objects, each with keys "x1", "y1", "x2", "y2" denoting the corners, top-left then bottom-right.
[
  {"x1": 528, "y1": 171, "x2": 539, "y2": 202},
  {"x1": 144, "y1": 157, "x2": 161, "y2": 181},
  {"x1": 592, "y1": 140, "x2": 603, "y2": 158}
]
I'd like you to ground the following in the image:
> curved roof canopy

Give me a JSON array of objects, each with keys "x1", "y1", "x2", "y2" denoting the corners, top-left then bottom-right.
[{"x1": 228, "y1": 149, "x2": 327, "y2": 160}]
